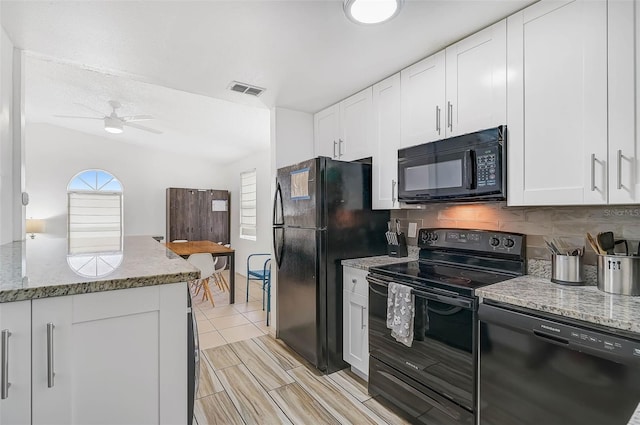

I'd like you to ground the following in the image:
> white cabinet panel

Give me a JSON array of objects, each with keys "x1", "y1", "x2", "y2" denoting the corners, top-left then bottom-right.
[
  {"x1": 0, "y1": 301, "x2": 30, "y2": 425},
  {"x1": 340, "y1": 87, "x2": 373, "y2": 162},
  {"x1": 608, "y1": 0, "x2": 640, "y2": 204},
  {"x1": 445, "y1": 20, "x2": 506, "y2": 137},
  {"x1": 507, "y1": 0, "x2": 608, "y2": 205},
  {"x1": 31, "y1": 283, "x2": 186, "y2": 425},
  {"x1": 372, "y1": 73, "x2": 402, "y2": 210},
  {"x1": 314, "y1": 104, "x2": 340, "y2": 159},
  {"x1": 401, "y1": 51, "x2": 446, "y2": 148},
  {"x1": 314, "y1": 89, "x2": 373, "y2": 162},
  {"x1": 342, "y1": 266, "x2": 369, "y2": 378}
]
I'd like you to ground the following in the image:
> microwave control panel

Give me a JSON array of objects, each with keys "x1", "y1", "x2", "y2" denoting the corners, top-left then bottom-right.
[{"x1": 476, "y1": 147, "x2": 499, "y2": 188}]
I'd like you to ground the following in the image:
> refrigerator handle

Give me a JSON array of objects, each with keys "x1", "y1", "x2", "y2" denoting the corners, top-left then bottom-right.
[
  {"x1": 273, "y1": 227, "x2": 284, "y2": 268},
  {"x1": 273, "y1": 183, "x2": 284, "y2": 226}
]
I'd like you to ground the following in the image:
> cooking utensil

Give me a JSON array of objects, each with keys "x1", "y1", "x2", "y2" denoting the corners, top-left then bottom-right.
[
  {"x1": 597, "y1": 232, "x2": 616, "y2": 255},
  {"x1": 615, "y1": 239, "x2": 629, "y2": 256},
  {"x1": 544, "y1": 240, "x2": 560, "y2": 255},
  {"x1": 587, "y1": 233, "x2": 604, "y2": 255}
]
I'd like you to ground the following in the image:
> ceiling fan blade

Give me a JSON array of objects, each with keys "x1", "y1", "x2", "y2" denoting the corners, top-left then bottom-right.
[
  {"x1": 122, "y1": 115, "x2": 155, "y2": 122},
  {"x1": 73, "y1": 103, "x2": 107, "y2": 117},
  {"x1": 124, "y1": 121, "x2": 163, "y2": 134},
  {"x1": 53, "y1": 115, "x2": 103, "y2": 120}
]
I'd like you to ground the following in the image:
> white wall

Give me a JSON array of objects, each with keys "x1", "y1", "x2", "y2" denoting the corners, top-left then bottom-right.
[
  {"x1": 222, "y1": 146, "x2": 272, "y2": 286},
  {"x1": 269, "y1": 107, "x2": 314, "y2": 331},
  {"x1": 25, "y1": 123, "x2": 222, "y2": 240}
]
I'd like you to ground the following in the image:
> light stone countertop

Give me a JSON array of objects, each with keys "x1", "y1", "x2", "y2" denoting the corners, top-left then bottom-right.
[
  {"x1": 477, "y1": 274, "x2": 640, "y2": 335},
  {"x1": 0, "y1": 235, "x2": 199, "y2": 302},
  {"x1": 341, "y1": 253, "x2": 417, "y2": 271}
]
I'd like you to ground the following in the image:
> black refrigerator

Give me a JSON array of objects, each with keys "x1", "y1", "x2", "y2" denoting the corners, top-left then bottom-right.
[{"x1": 273, "y1": 157, "x2": 390, "y2": 373}]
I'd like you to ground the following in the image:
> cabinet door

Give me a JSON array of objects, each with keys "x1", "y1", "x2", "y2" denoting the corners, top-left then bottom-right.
[
  {"x1": 202, "y1": 190, "x2": 230, "y2": 243},
  {"x1": 314, "y1": 104, "x2": 340, "y2": 159},
  {"x1": 340, "y1": 87, "x2": 373, "y2": 161},
  {"x1": 343, "y1": 291, "x2": 368, "y2": 376},
  {"x1": 445, "y1": 19, "x2": 506, "y2": 137},
  {"x1": 167, "y1": 188, "x2": 199, "y2": 241},
  {"x1": 32, "y1": 284, "x2": 187, "y2": 425},
  {"x1": 608, "y1": 0, "x2": 639, "y2": 204},
  {"x1": 400, "y1": 51, "x2": 446, "y2": 148},
  {"x1": 0, "y1": 301, "x2": 30, "y2": 425},
  {"x1": 372, "y1": 73, "x2": 402, "y2": 210},
  {"x1": 507, "y1": 0, "x2": 608, "y2": 206}
]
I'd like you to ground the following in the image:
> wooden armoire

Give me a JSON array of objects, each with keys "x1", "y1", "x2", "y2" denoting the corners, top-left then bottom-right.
[{"x1": 166, "y1": 188, "x2": 230, "y2": 243}]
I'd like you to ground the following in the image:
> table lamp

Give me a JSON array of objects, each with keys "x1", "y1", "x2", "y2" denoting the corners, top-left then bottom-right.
[{"x1": 26, "y1": 218, "x2": 44, "y2": 239}]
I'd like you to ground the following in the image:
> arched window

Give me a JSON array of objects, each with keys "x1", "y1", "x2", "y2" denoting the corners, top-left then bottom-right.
[{"x1": 67, "y1": 169, "x2": 123, "y2": 255}]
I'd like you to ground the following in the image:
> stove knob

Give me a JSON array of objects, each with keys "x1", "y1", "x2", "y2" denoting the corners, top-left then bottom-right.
[
  {"x1": 489, "y1": 237, "x2": 500, "y2": 247},
  {"x1": 504, "y1": 238, "x2": 515, "y2": 248}
]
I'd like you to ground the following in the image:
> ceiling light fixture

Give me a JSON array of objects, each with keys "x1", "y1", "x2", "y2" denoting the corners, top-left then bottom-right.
[
  {"x1": 343, "y1": 0, "x2": 403, "y2": 25},
  {"x1": 104, "y1": 116, "x2": 123, "y2": 134}
]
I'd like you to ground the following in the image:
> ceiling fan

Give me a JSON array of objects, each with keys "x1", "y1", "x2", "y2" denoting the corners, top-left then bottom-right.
[{"x1": 54, "y1": 100, "x2": 162, "y2": 135}]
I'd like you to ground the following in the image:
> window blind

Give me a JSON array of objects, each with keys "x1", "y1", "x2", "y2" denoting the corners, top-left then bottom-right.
[
  {"x1": 240, "y1": 169, "x2": 257, "y2": 240},
  {"x1": 68, "y1": 192, "x2": 123, "y2": 254}
]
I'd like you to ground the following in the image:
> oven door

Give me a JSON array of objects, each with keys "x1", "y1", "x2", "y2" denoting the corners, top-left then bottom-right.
[{"x1": 367, "y1": 273, "x2": 476, "y2": 416}]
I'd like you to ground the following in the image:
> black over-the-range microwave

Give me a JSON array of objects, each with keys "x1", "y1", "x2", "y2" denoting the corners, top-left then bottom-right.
[{"x1": 397, "y1": 125, "x2": 506, "y2": 203}]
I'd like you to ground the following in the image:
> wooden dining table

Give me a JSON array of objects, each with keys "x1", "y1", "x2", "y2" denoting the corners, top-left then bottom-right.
[{"x1": 164, "y1": 240, "x2": 236, "y2": 304}]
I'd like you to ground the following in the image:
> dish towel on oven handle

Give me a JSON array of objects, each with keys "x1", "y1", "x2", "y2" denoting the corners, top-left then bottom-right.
[{"x1": 386, "y1": 282, "x2": 415, "y2": 347}]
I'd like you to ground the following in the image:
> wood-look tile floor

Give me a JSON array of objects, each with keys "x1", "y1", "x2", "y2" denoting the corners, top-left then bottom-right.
[
  {"x1": 194, "y1": 334, "x2": 411, "y2": 425},
  {"x1": 192, "y1": 275, "x2": 410, "y2": 424}
]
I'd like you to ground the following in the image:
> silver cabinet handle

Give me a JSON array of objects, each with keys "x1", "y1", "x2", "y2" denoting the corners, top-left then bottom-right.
[
  {"x1": 435, "y1": 106, "x2": 441, "y2": 135},
  {"x1": 361, "y1": 306, "x2": 366, "y2": 329},
  {"x1": 338, "y1": 139, "x2": 344, "y2": 157},
  {"x1": 591, "y1": 154, "x2": 597, "y2": 191},
  {"x1": 617, "y1": 149, "x2": 623, "y2": 190},
  {"x1": 391, "y1": 179, "x2": 397, "y2": 205},
  {"x1": 47, "y1": 323, "x2": 55, "y2": 388},
  {"x1": 1, "y1": 329, "x2": 10, "y2": 399},
  {"x1": 333, "y1": 141, "x2": 337, "y2": 158},
  {"x1": 447, "y1": 101, "x2": 453, "y2": 131}
]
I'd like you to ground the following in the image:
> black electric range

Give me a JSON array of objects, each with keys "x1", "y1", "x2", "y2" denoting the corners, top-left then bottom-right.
[{"x1": 367, "y1": 228, "x2": 526, "y2": 425}]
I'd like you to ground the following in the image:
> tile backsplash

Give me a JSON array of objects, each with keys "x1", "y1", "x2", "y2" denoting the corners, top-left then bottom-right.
[{"x1": 391, "y1": 202, "x2": 640, "y2": 265}]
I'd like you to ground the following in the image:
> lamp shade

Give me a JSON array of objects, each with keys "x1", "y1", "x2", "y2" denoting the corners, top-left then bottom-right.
[{"x1": 26, "y1": 219, "x2": 45, "y2": 234}]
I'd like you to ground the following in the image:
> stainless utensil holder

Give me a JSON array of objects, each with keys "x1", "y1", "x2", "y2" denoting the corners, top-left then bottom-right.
[
  {"x1": 551, "y1": 254, "x2": 584, "y2": 285},
  {"x1": 597, "y1": 254, "x2": 640, "y2": 296}
]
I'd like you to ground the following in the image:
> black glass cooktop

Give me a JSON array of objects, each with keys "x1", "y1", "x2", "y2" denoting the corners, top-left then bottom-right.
[{"x1": 371, "y1": 260, "x2": 517, "y2": 296}]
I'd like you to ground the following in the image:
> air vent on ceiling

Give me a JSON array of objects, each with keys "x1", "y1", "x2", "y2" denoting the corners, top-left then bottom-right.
[{"x1": 228, "y1": 81, "x2": 266, "y2": 97}]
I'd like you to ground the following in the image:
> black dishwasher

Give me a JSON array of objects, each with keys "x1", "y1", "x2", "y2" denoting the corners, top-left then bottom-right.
[{"x1": 478, "y1": 302, "x2": 640, "y2": 425}]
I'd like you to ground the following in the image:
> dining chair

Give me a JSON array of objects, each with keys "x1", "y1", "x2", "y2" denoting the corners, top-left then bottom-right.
[
  {"x1": 211, "y1": 244, "x2": 231, "y2": 292},
  {"x1": 246, "y1": 254, "x2": 271, "y2": 303},
  {"x1": 186, "y1": 253, "x2": 216, "y2": 307}
]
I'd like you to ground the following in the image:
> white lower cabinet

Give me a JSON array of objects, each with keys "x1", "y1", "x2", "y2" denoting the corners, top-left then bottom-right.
[
  {"x1": 0, "y1": 301, "x2": 31, "y2": 425},
  {"x1": 343, "y1": 266, "x2": 369, "y2": 379},
  {"x1": 2, "y1": 283, "x2": 186, "y2": 425}
]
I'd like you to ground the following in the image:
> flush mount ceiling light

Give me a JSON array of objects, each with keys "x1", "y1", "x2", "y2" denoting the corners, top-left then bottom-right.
[
  {"x1": 343, "y1": 0, "x2": 403, "y2": 25},
  {"x1": 104, "y1": 116, "x2": 123, "y2": 134}
]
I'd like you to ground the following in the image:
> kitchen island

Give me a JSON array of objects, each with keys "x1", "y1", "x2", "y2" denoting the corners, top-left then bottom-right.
[{"x1": 0, "y1": 235, "x2": 199, "y2": 424}]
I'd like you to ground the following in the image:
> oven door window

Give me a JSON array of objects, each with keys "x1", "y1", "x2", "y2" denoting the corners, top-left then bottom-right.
[
  {"x1": 398, "y1": 150, "x2": 474, "y2": 200},
  {"x1": 369, "y1": 281, "x2": 475, "y2": 411}
]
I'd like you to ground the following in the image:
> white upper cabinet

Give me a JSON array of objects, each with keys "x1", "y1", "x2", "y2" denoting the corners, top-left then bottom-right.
[
  {"x1": 314, "y1": 88, "x2": 373, "y2": 162},
  {"x1": 340, "y1": 87, "x2": 374, "y2": 162},
  {"x1": 507, "y1": 0, "x2": 608, "y2": 206},
  {"x1": 445, "y1": 20, "x2": 507, "y2": 137},
  {"x1": 314, "y1": 104, "x2": 340, "y2": 159},
  {"x1": 400, "y1": 51, "x2": 446, "y2": 148},
  {"x1": 400, "y1": 20, "x2": 506, "y2": 149},
  {"x1": 608, "y1": 0, "x2": 640, "y2": 204},
  {"x1": 372, "y1": 73, "x2": 402, "y2": 210}
]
